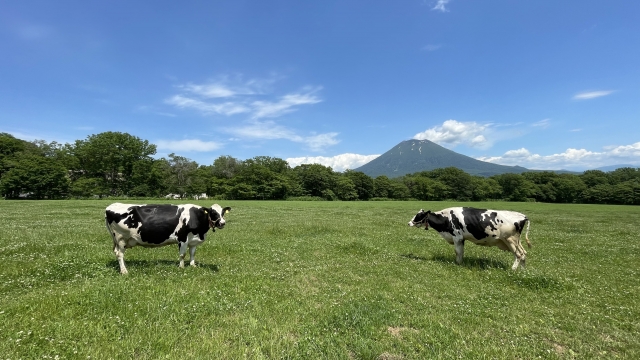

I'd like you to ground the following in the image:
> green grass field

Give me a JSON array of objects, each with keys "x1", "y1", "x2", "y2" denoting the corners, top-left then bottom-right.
[{"x1": 1, "y1": 200, "x2": 638, "y2": 359}]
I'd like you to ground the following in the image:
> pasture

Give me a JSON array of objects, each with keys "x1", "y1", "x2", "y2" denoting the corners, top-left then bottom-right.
[{"x1": 0, "y1": 200, "x2": 638, "y2": 359}]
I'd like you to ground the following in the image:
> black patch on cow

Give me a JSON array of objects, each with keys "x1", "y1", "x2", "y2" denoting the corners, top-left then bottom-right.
[
  {"x1": 411, "y1": 210, "x2": 428, "y2": 225},
  {"x1": 514, "y1": 218, "x2": 528, "y2": 234},
  {"x1": 125, "y1": 205, "x2": 184, "y2": 244},
  {"x1": 105, "y1": 210, "x2": 128, "y2": 225},
  {"x1": 187, "y1": 207, "x2": 211, "y2": 240},
  {"x1": 461, "y1": 207, "x2": 496, "y2": 241},
  {"x1": 426, "y1": 212, "x2": 455, "y2": 235}
]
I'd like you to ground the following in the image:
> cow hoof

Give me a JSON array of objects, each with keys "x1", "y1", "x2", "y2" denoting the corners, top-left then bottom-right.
[{"x1": 120, "y1": 269, "x2": 129, "y2": 275}]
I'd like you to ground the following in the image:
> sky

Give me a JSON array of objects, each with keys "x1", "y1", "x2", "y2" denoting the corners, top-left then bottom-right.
[{"x1": 1, "y1": 0, "x2": 639, "y2": 172}]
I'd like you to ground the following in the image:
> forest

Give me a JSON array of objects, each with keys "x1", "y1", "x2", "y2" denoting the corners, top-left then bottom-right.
[{"x1": 1, "y1": 131, "x2": 639, "y2": 204}]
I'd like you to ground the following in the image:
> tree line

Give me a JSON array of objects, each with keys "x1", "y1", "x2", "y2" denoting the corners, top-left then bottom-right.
[{"x1": 1, "y1": 132, "x2": 639, "y2": 204}]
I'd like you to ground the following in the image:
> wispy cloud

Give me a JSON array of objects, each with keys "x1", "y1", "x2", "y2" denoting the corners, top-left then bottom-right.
[
  {"x1": 224, "y1": 120, "x2": 338, "y2": 152},
  {"x1": 251, "y1": 90, "x2": 322, "y2": 119},
  {"x1": 477, "y1": 142, "x2": 640, "y2": 170},
  {"x1": 165, "y1": 75, "x2": 331, "y2": 150},
  {"x1": 165, "y1": 95, "x2": 250, "y2": 116},
  {"x1": 432, "y1": 0, "x2": 451, "y2": 12},
  {"x1": 155, "y1": 139, "x2": 222, "y2": 152},
  {"x1": 414, "y1": 119, "x2": 491, "y2": 149},
  {"x1": 573, "y1": 90, "x2": 614, "y2": 100},
  {"x1": 166, "y1": 76, "x2": 322, "y2": 120},
  {"x1": 178, "y1": 76, "x2": 274, "y2": 99},
  {"x1": 532, "y1": 118, "x2": 551, "y2": 128},
  {"x1": 286, "y1": 153, "x2": 380, "y2": 172}
]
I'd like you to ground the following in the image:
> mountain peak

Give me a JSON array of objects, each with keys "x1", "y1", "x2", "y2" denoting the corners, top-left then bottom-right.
[{"x1": 354, "y1": 139, "x2": 527, "y2": 177}]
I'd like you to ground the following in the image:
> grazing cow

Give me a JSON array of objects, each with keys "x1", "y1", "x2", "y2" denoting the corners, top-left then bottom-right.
[
  {"x1": 193, "y1": 193, "x2": 208, "y2": 200},
  {"x1": 408, "y1": 207, "x2": 531, "y2": 270},
  {"x1": 105, "y1": 203, "x2": 231, "y2": 274}
]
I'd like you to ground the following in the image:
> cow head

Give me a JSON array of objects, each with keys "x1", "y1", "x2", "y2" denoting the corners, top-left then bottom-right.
[
  {"x1": 207, "y1": 204, "x2": 231, "y2": 231},
  {"x1": 408, "y1": 209, "x2": 431, "y2": 230}
]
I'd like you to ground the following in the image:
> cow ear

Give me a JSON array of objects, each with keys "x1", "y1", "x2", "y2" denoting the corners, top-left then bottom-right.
[{"x1": 222, "y1": 207, "x2": 231, "y2": 217}]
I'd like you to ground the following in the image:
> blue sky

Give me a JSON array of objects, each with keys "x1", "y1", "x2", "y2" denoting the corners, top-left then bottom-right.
[{"x1": 2, "y1": 0, "x2": 639, "y2": 172}]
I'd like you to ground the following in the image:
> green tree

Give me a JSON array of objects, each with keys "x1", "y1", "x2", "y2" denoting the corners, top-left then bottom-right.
[
  {"x1": 373, "y1": 176, "x2": 392, "y2": 198},
  {"x1": 387, "y1": 180, "x2": 410, "y2": 199},
  {"x1": 344, "y1": 170, "x2": 374, "y2": 200},
  {"x1": 610, "y1": 180, "x2": 640, "y2": 205},
  {"x1": 492, "y1": 173, "x2": 536, "y2": 201},
  {"x1": 334, "y1": 176, "x2": 358, "y2": 200},
  {"x1": 551, "y1": 175, "x2": 586, "y2": 203},
  {"x1": 404, "y1": 176, "x2": 448, "y2": 201},
  {"x1": 73, "y1": 132, "x2": 156, "y2": 196},
  {"x1": 165, "y1": 153, "x2": 198, "y2": 196},
  {"x1": 580, "y1": 170, "x2": 610, "y2": 188},
  {"x1": 0, "y1": 153, "x2": 69, "y2": 199},
  {"x1": 608, "y1": 167, "x2": 640, "y2": 185},
  {"x1": 212, "y1": 155, "x2": 244, "y2": 179},
  {"x1": 426, "y1": 167, "x2": 474, "y2": 201},
  {"x1": 470, "y1": 176, "x2": 503, "y2": 201},
  {"x1": 293, "y1": 164, "x2": 336, "y2": 197}
]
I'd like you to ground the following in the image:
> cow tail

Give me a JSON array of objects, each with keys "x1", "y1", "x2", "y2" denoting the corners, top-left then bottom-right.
[
  {"x1": 525, "y1": 218, "x2": 532, "y2": 248},
  {"x1": 105, "y1": 216, "x2": 116, "y2": 245}
]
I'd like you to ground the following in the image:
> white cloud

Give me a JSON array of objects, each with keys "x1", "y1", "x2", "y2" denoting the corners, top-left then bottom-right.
[
  {"x1": 166, "y1": 76, "x2": 322, "y2": 119},
  {"x1": 532, "y1": 118, "x2": 551, "y2": 128},
  {"x1": 251, "y1": 90, "x2": 322, "y2": 119},
  {"x1": 180, "y1": 83, "x2": 239, "y2": 98},
  {"x1": 165, "y1": 75, "x2": 329, "y2": 150},
  {"x1": 414, "y1": 119, "x2": 491, "y2": 149},
  {"x1": 155, "y1": 139, "x2": 222, "y2": 152},
  {"x1": 164, "y1": 95, "x2": 250, "y2": 116},
  {"x1": 225, "y1": 120, "x2": 298, "y2": 140},
  {"x1": 286, "y1": 153, "x2": 380, "y2": 172},
  {"x1": 178, "y1": 78, "x2": 271, "y2": 99},
  {"x1": 224, "y1": 120, "x2": 339, "y2": 152},
  {"x1": 304, "y1": 132, "x2": 340, "y2": 152},
  {"x1": 573, "y1": 90, "x2": 614, "y2": 100},
  {"x1": 477, "y1": 142, "x2": 640, "y2": 170},
  {"x1": 432, "y1": 0, "x2": 451, "y2": 12}
]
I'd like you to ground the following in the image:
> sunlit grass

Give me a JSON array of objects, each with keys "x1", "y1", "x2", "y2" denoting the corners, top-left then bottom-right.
[{"x1": 0, "y1": 200, "x2": 638, "y2": 358}]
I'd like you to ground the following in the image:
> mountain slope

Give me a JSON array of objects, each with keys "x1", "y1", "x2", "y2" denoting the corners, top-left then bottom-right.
[{"x1": 354, "y1": 139, "x2": 528, "y2": 177}]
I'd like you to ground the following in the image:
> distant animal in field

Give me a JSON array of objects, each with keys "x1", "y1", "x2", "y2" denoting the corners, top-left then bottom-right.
[
  {"x1": 408, "y1": 207, "x2": 531, "y2": 270},
  {"x1": 105, "y1": 203, "x2": 231, "y2": 274}
]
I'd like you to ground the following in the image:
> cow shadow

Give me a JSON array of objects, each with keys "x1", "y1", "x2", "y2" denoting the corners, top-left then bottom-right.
[
  {"x1": 106, "y1": 260, "x2": 220, "y2": 273},
  {"x1": 431, "y1": 254, "x2": 509, "y2": 270}
]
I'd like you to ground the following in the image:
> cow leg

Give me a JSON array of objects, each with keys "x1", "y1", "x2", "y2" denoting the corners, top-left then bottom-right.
[
  {"x1": 189, "y1": 246, "x2": 197, "y2": 267},
  {"x1": 114, "y1": 239, "x2": 128, "y2": 275},
  {"x1": 106, "y1": 220, "x2": 128, "y2": 274},
  {"x1": 514, "y1": 235, "x2": 527, "y2": 269},
  {"x1": 504, "y1": 236, "x2": 526, "y2": 270},
  {"x1": 454, "y1": 238, "x2": 465, "y2": 265},
  {"x1": 178, "y1": 242, "x2": 188, "y2": 268}
]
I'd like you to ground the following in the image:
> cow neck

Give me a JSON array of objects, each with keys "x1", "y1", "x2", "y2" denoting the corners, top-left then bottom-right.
[{"x1": 420, "y1": 213, "x2": 430, "y2": 229}]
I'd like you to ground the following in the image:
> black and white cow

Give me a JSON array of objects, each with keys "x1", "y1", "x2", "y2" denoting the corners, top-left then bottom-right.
[
  {"x1": 105, "y1": 203, "x2": 231, "y2": 274},
  {"x1": 408, "y1": 207, "x2": 531, "y2": 270}
]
